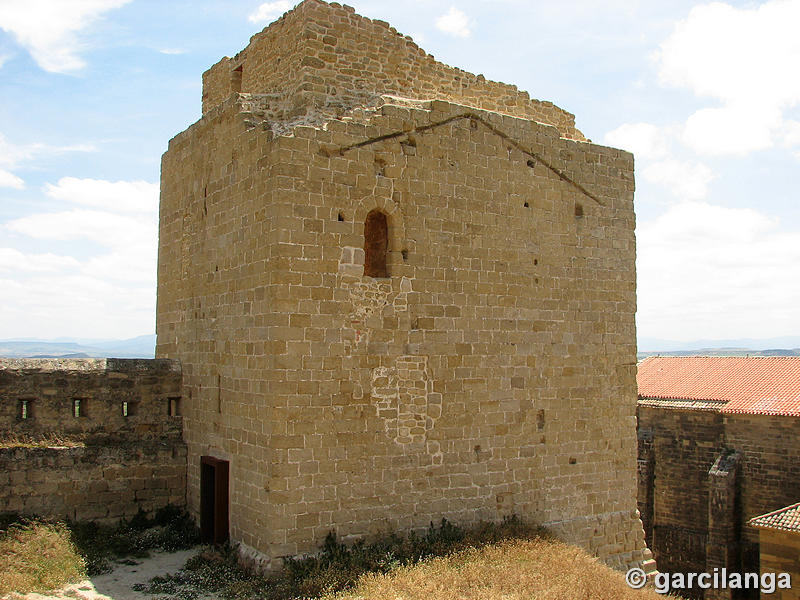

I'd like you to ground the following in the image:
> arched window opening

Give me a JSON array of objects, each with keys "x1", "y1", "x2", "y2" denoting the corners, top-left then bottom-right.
[{"x1": 364, "y1": 210, "x2": 388, "y2": 278}]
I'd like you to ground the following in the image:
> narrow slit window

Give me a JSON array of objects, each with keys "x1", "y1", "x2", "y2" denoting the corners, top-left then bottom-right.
[
  {"x1": 19, "y1": 399, "x2": 30, "y2": 420},
  {"x1": 363, "y1": 209, "x2": 388, "y2": 278},
  {"x1": 72, "y1": 399, "x2": 82, "y2": 418},
  {"x1": 122, "y1": 401, "x2": 131, "y2": 417}
]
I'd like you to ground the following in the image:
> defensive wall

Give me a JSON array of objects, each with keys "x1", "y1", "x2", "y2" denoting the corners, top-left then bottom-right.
[{"x1": 0, "y1": 359, "x2": 186, "y2": 523}]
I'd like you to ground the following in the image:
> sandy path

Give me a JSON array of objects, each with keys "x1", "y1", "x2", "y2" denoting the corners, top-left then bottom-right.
[{"x1": 3, "y1": 548, "x2": 206, "y2": 600}]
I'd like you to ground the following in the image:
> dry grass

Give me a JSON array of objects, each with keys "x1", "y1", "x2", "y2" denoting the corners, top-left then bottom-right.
[
  {"x1": 0, "y1": 520, "x2": 86, "y2": 596},
  {"x1": 327, "y1": 538, "x2": 668, "y2": 600},
  {"x1": 0, "y1": 432, "x2": 85, "y2": 449}
]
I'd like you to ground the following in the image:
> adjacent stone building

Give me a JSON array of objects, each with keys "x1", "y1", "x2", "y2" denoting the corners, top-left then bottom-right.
[
  {"x1": 157, "y1": 0, "x2": 648, "y2": 570},
  {"x1": 637, "y1": 356, "x2": 800, "y2": 598},
  {"x1": 749, "y1": 502, "x2": 800, "y2": 600}
]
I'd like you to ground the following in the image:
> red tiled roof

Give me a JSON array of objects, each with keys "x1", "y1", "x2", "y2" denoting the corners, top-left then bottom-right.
[
  {"x1": 748, "y1": 502, "x2": 800, "y2": 533},
  {"x1": 637, "y1": 356, "x2": 800, "y2": 417}
]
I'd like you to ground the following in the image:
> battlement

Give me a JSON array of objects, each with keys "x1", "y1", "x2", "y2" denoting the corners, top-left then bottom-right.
[{"x1": 201, "y1": 0, "x2": 586, "y2": 141}]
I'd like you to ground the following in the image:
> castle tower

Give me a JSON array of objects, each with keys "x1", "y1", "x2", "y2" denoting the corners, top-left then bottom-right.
[{"x1": 157, "y1": 0, "x2": 649, "y2": 570}]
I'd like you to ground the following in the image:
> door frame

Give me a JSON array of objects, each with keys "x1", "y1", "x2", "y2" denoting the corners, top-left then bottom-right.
[{"x1": 200, "y1": 455, "x2": 229, "y2": 544}]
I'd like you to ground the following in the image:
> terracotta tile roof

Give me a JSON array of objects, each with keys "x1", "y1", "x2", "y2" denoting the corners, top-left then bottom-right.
[
  {"x1": 637, "y1": 356, "x2": 800, "y2": 417},
  {"x1": 748, "y1": 502, "x2": 800, "y2": 533}
]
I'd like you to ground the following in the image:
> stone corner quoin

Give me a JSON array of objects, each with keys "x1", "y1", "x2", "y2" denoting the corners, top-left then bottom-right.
[{"x1": 156, "y1": 0, "x2": 645, "y2": 571}]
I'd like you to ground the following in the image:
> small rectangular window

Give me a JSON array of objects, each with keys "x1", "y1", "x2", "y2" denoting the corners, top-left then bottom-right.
[
  {"x1": 72, "y1": 398, "x2": 84, "y2": 418},
  {"x1": 168, "y1": 397, "x2": 181, "y2": 417},
  {"x1": 19, "y1": 399, "x2": 31, "y2": 420},
  {"x1": 122, "y1": 401, "x2": 130, "y2": 417}
]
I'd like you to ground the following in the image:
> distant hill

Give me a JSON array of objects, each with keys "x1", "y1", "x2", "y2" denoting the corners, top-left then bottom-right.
[
  {"x1": 637, "y1": 335, "x2": 800, "y2": 360},
  {"x1": 637, "y1": 348, "x2": 800, "y2": 360},
  {"x1": 638, "y1": 335, "x2": 800, "y2": 352},
  {"x1": 0, "y1": 335, "x2": 156, "y2": 359}
]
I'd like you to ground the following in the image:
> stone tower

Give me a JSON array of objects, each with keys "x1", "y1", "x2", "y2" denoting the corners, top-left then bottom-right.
[{"x1": 157, "y1": 0, "x2": 648, "y2": 570}]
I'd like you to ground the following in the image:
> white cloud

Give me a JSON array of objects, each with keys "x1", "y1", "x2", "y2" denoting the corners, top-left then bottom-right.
[
  {"x1": 0, "y1": 176, "x2": 158, "y2": 339},
  {"x1": 44, "y1": 177, "x2": 158, "y2": 214},
  {"x1": 248, "y1": 1, "x2": 292, "y2": 24},
  {"x1": 637, "y1": 201, "x2": 800, "y2": 340},
  {"x1": 0, "y1": 133, "x2": 96, "y2": 187},
  {"x1": 604, "y1": 122, "x2": 670, "y2": 160},
  {"x1": 158, "y1": 48, "x2": 186, "y2": 55},
  {"x1": 0, "y1": 169, "x2": 25, "y2": 189},
  {"x1": 436, "y1": 6, "x2": 473, "y2": 38},
  {"x1": 0, "y1": 0, "x2": 130, "y2": 73},
  {"x1": 0, "y1": 273, "x2": 154, "y2": 339},
  {"x1": 5, "y1": 208, "x2": 155, "y2": 250},
  {"x1": 0, "y1": 248, "x2": 80, "y2": 272},
  {"x1": 642, "y1": 159, "x2": 714, "y2": 201},
  {"x1": 656, "y1": 0, "x2": 800, "y2": 156}
]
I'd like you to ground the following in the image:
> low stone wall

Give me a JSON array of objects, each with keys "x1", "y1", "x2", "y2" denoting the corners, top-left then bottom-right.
[
  {"x1": 0, "y1": 358, "x2": 187, "y2": 523},
  {"x1": 0, "y1": 442, "x2": 186, "y2": 523}
]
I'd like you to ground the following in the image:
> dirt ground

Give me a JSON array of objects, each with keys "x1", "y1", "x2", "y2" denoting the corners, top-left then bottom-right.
[{"x1": 3, "y1": 548, "x2": 201, "y2": 600}]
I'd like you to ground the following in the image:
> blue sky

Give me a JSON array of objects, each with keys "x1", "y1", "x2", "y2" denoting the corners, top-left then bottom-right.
[{"x1": 1, "y1": 0, "x2": 798, "y2": 344}]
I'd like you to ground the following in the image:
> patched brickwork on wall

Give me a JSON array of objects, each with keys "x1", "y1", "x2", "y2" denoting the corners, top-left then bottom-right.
[
  {"x1": 638, "y1": 404, "x2": 800, "y2": 597},
  {"x1": 0, "y1": 359, "x2": 186, "y2": 523},
  {"x1": 159, "y1": 0, "x2": 648, "y2": 572}
]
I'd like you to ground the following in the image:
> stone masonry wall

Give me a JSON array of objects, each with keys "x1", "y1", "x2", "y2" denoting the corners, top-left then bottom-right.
[
  {"x1": 0, "y1": 359, "x2": 186, "y2": 523},
  {"x1": 757, "y1": 529, "x2": 800, "y2": 600},
  {"x1": 726, "y1": 415, "x2": 800, "y2": 574},
  {"x1": 638, "y1": 404, "x2": 800, "y2": 596},
  {"x1": 0, "y1": 444, "x2": 186, "y2": 523},
  {"x1": 202, "y1": 0, "x2": 585, "y2": 141},
  {"x1": 637, "y1": 405, "x2": 725, "y2": 577},
  {"x1": 159, "y1": 85, "x2": 647, "y2": 571}
]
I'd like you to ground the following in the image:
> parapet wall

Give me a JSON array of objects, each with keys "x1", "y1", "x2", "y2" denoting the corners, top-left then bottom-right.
[
  {"x1": 202, "y1": 0, "x2": 586, "y2": 141},
  {"x1": 0, "y1": 358, "x2": 186, "y2": 523},
  {"x1": 0, "y1": 358, "x2": 182, "y2": 437}
]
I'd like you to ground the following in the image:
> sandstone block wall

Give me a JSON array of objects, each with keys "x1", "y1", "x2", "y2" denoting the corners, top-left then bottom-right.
[
  {"x1": 637, "y1": 404, "x2": 800, "y2": 596},
  {"x1": 202, "y1": 0, "x2": 585, "y2": 141},
  {"x1": 159, "y1": 90, "x2": 646, "y2": 569},
  {"x1": 637, "y1": 406, "x2": 725, "y2": 577},
  {"x1": 757, "y1": 530, "x2": 800, "y2": 600},
  {"x1": 0, "y1": 444, "x2": 186, "y2": 523},
  {"x1": 0, "y1": 358, "x2": 183, "y2": 438},
  {"x1": 0, "y1": 359, "x2": 186, "y2": 522}
]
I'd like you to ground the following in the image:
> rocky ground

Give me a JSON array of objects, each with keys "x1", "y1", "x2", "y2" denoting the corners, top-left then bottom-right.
[{"x1": 3, "y1": 549, "x2": 199, "y2": 600}]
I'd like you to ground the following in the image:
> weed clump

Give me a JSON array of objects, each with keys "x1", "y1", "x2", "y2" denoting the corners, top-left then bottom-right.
[
  {"x1": 136, "y1": 516, "x2": 545, "y2": 600},
  {"x1": 69, "y1": 505, "x2": 200, "y2": 575},
  {"x1": 0, "y1": 519, "x2": 86, "y2": 596},
  {"x1": 0, "y1": 503, "x2": 199, "y2": 591}
]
